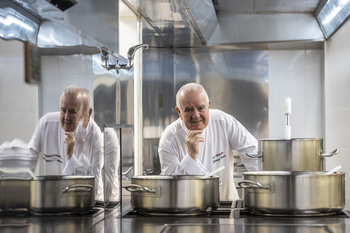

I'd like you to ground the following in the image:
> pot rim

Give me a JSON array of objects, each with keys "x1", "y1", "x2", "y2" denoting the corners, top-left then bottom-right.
[
  {"x1": 242, "y1": 171, "x2": 344, "y2": 176},
  {"x1": 33, "y1": 175, "x2": 95, "y2": 180},
  {"x1": 131, "y1": 175, "x2": 219, "y2": 180},
  {"x1": 258, "y1": 138, "x2": 323, "y2": 141}
]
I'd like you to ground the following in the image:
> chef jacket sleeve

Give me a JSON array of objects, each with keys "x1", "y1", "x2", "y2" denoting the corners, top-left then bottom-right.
[
  {"x1": 104, "y1": 128, "x2": 120, "y2": 202},
  {"x1": 28, "y1": 113, "x2": 64, "y2": 175},
  {"x1": 91, "y1": 131, "x2": 104, "y2": 201},
  {"x1": 28, "y1": 116, "x2": 43, "y2": 156},
  {"x1": 159, "y1": 136, "x2": 208, "y2": 175},
  {"x1": 227, "y1": 115, "x2": 260, "y2": 171},
  {"x1": 63, "y1": 128, "x2": 104, "y2": 200},
  {"x1": 62, "y1": 153, "x2": 84, "y2": 175}
]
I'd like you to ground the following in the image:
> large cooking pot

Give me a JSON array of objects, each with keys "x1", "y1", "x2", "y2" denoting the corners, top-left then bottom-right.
[
  {"x1": 30, "y1": 175, "x2": 95, "y2": 213},
  {"x1": 246, "y1": 138, "x2": 338, "y2": 171},
  {"x1": 0, "y1": 177, "x2": 31, "y2": 211},
  {"x1": 124, "y1": 175, "x2": 220, "y2": 215},
  {"x1": 0, "y1": 167, "x2": 36, "y2": 212},
  {"x1": 239, "y1": 171, "x2": 345, "y2": 216}
]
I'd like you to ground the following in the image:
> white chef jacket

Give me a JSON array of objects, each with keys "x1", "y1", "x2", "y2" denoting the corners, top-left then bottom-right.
[
  {"x1": 158, "y1": 109, "x2": 259, "y2": 201},
  {"x1": 28, "y1": 112, "x2": 104, "y2": 201},
  {"x1": 103, "y1": 127, "x2": 120, "y2": 203}
]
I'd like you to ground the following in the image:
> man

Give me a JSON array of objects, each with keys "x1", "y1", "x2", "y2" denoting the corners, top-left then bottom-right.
[
  {"x1": 29, "y1": 86, "x2": 104, "y2": 200},
  {"x1": 158, "y1": 83, "x2": 259, "y2": 201}
]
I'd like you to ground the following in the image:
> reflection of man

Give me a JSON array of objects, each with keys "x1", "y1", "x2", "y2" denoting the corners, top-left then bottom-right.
[
  {"x1": 158, "y1": 83, "x2": 259, "y2": 201},
  {"x1": 29, "y1": 86, "x2": 104, "y2": 200},
  {"x1": 79, "y1": 88, "x2": 104, "y2": 201},
  {"x1": 103, "y1": 127, "x2": 120, "y2": 203}
]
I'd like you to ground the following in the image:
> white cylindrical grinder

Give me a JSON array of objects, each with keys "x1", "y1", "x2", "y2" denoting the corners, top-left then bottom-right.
[
  {"x1": 284, "y1": 98, "x2": 292, "y2": 115},
  {"x1": 284, "y1": 98, "x2": 292, "y2": 139}
]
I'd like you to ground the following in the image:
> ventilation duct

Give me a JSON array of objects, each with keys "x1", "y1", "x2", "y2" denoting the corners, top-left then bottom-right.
[{"x1": 1, "y1": 0, "x2": 120, "y2": 56}]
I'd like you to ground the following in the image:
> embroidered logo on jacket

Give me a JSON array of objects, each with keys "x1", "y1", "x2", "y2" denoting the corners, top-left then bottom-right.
[{"x1": 212, "y1": 152, "x2": 226, "y2": 163}]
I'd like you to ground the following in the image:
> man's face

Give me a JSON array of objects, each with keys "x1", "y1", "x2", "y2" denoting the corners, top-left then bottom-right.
[
  {"x1": 176, "y1": 88, "x2": 210, "y2": 130},
  {"x1": 60, "y1": 93, "x2": 83, "y2": 132}
]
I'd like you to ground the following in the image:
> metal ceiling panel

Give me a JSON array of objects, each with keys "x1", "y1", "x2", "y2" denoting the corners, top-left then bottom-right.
[
  {"x1": 208, "y1": 13, "x2": 324, "y2": 45},
  {"x1": 126, "y1": 0, "x2": 325, "y2": 47},
  {"x1": 64, "y1": 0, "x2": 119, "y2": 53},
  {"x1": 214, "y1": 0, "x2": 321, "y2": 13},
  {"x1": 140, "y1": 0, "x2": 204, "y2": 47},
  {"x1": 3, "y1": 0, "x2": 328, "y2": 50},
  {"x1": 8, "y1": 0, "x2": 119, "y2": 53},
  {"x1": 124, "y1": 0, "x2": 218, "y2": 48}
]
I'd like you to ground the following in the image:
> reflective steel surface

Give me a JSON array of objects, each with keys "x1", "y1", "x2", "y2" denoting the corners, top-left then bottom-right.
[
  {"x1": 2, "y1": 0, "x2": 326, "y2": 51},
  {"x1": 128, "y1": 0, "x2": 325, "y2": 47},
  {"x1": 1, "y1": 202, "x2": 350, "y2": 233},
  {"x1": 141, "y1": 47, "x2": 268, "y2": 174}
]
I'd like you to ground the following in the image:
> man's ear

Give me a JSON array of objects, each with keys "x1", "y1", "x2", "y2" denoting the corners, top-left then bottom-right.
[
  {"x1": 175, "y1": 106, "x2": 182, "y2": 119},
  {"x1": 89, "y1": 108, "x2": 92, "y2": 118}
]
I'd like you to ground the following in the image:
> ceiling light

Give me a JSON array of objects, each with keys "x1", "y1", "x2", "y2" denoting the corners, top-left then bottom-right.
[
  {"x1": 316, "y1": 0, "x2": 350, "y2": 39},
  {"x1": 0, "y1": 5, "x2": 39, "y2": 43}
]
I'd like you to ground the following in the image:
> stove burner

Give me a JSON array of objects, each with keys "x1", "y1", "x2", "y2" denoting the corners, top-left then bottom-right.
[
  {"x1": 123, "y1": 202, "x2": 234, "y2": 218},
  {"x1": 0, "y1": 209, "x2": 31, "y2": 217},
  {"x1": 233, "y1": 207, "x2": 350, "y2": 219},
  {"x1": 32, "y1": 207, "x2": 104, "y2": 217},
  {"x1": 0, "y1": 207, "x2": 104, "y2": 217}
]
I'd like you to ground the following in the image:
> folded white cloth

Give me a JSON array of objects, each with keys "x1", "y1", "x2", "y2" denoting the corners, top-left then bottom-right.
[{"x1": 0, "y1": 138, "x2": 31, "y2": 156}]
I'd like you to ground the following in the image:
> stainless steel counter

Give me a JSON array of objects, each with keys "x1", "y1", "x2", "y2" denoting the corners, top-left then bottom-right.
[
  {"x1": 119, "y1": 207, "x2": 349, "y2": 233},
  {"x1": 1, "y1": 204, "x2": 349, "y2": 233}
]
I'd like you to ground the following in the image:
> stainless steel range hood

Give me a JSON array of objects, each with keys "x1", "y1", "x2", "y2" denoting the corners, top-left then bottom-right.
[
  {"x1": 2, "y1": 0, "x2": 345, "y2": 51},
  {"x1": 123, "y1": 0, "x2": 326, "y2": 48},
  {"x1": 1, "y1": 0, "x2": 121, "y2": 57}
]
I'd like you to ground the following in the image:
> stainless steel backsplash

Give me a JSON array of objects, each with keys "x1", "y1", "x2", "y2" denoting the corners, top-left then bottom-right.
[{"x1": 142, "y1": 47, "x2": 268, "y2": 174}]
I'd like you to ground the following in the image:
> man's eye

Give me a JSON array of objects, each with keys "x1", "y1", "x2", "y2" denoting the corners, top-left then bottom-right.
[{"x1": 184, "y1": 108, "x2": 191, "y2": 112}]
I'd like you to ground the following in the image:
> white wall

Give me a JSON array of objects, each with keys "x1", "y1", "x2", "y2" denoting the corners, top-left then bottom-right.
[
  {"x1": 39, "y1": 54, "x2": 95, "y2": 115},
  {"x1": 268, "y1": 49, "x2": 323, "y2": 139},
  {"x1": 0, "y1": 39, "x2": 38, "y2": 143},
  {"x1": 325, "y1": 18, "x2": 350, "y2": 204},
  {"x1": 0, "y1": 39, "x2": 96, "y2": 144},
  {"x1": 119, "y1": 12, "x2": 138, "y2": 58}
]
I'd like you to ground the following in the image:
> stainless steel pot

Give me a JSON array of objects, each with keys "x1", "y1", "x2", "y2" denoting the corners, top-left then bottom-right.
[
  {"x1": 0, "y1": 177, "x2": 31, "y2": 211},
  {"x1": 246, "y1": 138, "x2": 338, "y2": 171},
  {"x1": 0, "y1": 167, "x2": 36, "y2": 212},
  {"x1": 239, "y1": 171, "x2": 345, "y2": 216},
  {"x1": 30, "y1": 175, "x2": 95, "y2": 213},
  {"x1": 124, "y1": 175, "x2": 220, "y2": 215}
]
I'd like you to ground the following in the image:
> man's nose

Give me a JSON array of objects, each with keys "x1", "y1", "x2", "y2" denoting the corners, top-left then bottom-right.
[
  {"x1": 64, "y1": 112, "x2": 70, "y2": 119},
  {"x1": 192, "y1": 109, "x2": 200, "y2": 118}
]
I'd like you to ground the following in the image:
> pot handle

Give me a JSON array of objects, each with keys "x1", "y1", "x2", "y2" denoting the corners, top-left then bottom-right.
[
  {"x1": 321, "y1": 149, "x2": 339, "y2": 158},
  {"x1": 243, "y1": 152, "x2": 262, "y2": 159},
  {"x1": 62, "y1": 184, "x2": 93, "y2": 193},
  {"x1": 123, "y1": 184, "x2": 157, "y2": 193},
  {"x1": 238, "y1": 180, "x2": 270, "y2": 189}
]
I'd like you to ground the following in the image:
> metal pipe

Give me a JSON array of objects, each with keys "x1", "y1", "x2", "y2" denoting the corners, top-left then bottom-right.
[{"x1": 134, "y1": 20, "x2": 144, "y2": 176}]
